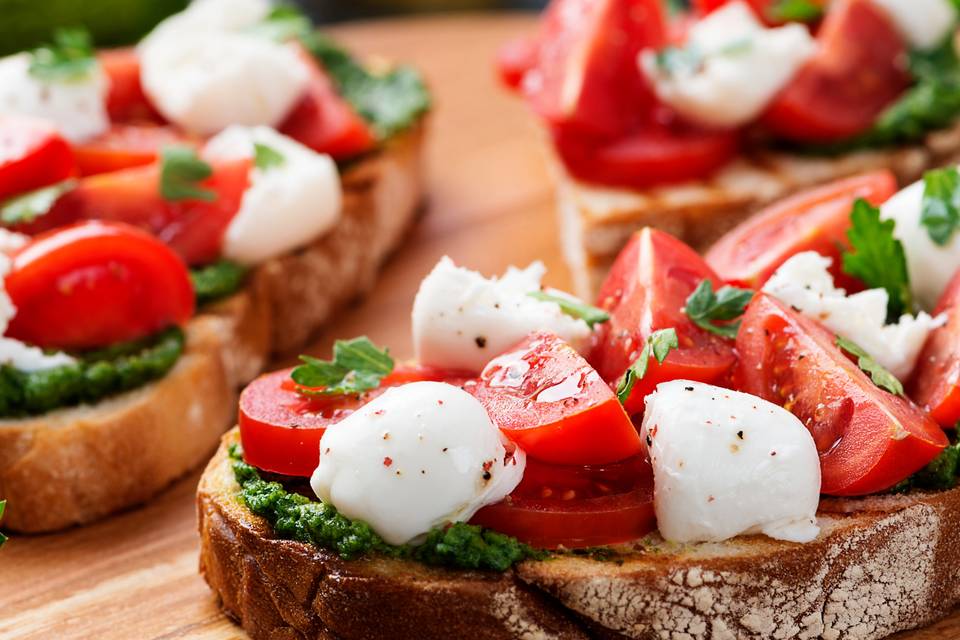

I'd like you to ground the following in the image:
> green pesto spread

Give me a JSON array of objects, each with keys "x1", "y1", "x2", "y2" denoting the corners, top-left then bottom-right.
[
  {"x1": 0, "y1": 327, "x2": 185, "y2": 418},
  {"x1": 892, "y1": 433, "x2": 960, "y2": 493},
  {"x1": 190, "y1": 260, "x2": 248, "y2": 307},
  {"x1": 228, "y1": 445, "x2": 543, "y2": 571}
]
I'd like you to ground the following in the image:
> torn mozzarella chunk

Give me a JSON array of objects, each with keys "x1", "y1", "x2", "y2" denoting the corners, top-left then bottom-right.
[{"x1": 871, "y1": 0, "x2": 957, "y2": 51}]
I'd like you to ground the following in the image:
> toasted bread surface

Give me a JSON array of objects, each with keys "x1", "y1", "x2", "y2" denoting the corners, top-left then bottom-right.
[
  {"x1": 200, "y1": 430, "x2": 960, "y2": 640},
  {"x1": 558, "y1": 123, "x2": 960, "y2": 297}
]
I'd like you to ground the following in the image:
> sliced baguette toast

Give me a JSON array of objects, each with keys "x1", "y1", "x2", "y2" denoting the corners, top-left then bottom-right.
[
  {"x1": 199, "y1": 429, "x2": 960, "y2": 640},
  {"x1": 558, "y1": 122, "x2": 960, "y2": 298}
]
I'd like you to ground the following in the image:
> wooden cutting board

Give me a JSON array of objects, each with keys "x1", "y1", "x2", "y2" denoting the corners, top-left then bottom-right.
[{"x1": 1, "y1": 14, "x2": 957, "y2": 640}]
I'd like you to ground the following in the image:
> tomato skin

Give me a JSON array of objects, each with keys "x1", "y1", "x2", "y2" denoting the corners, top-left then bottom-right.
[
  {"x1": 526, "y1": 0, "x2": 667, "y2": 138},
  {"x1": 239, "y1": 364, "x2": 471, "y2": 477},
  {"x1": 73, "y1": 124, "x2": 197, "y2": 176},
  {"x1": 496, "y1": 36, "x2": 539, "y2": 91},
  {"x1": 5, "y1": 221, "x2": 194, "y2": 350},
  {"x1": 762, "y1": 0, "x2": 910, "y2": 143},
  {"x1": 552, "y1": 117, "x2": 739, "y2": 189},
  {"x1": 279, "y1": 45, "x2": 376, "y2": 160},
  {"x1": 736, "y1": 294, "x2": 947, "y2": 496},
  {"x1": 470, "y1": 455, "x2": 655, "y2": 548},
  {"x1": 0, "y1": 116, "x2": 76, "y2": 202},
  {"x1": 908, "y1": 270, "x2": 960, "y2": 428},
  {"x1": 705, "y1": 170, "x2": 898, "y2": 290},
  {"x1": 590, "y1": 228, "x2": 737, "y2": 415},
  {"x1": 469, "y1": 331, "x2": 641, "y2": 465},
  {"x1": 99, "y1": 48, "x2": 163, "y2": 124}
]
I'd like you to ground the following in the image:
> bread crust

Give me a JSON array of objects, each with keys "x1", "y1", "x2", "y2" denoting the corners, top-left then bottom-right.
[{"x1": 199, "y1": 429, "x2": 960, "y2": 640}]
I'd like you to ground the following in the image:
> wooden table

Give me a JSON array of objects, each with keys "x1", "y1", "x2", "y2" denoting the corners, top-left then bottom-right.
[{"x1": 1, "y1": 14, "x2": 957, "y2": 640}]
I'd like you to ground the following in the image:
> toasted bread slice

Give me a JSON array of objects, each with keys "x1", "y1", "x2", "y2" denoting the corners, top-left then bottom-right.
[
  {"x1": 558, "y1": 122, "x2": 960, "y2": 298},
  {"x1": 199, "y1": 429, "x2": 960, "y2": 640}
]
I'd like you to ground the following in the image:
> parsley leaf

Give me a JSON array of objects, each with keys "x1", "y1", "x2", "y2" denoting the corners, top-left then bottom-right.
[
  {"x1": 0, "y1": 179, "x2": 76, "y2": 226},
  {"x1": 248, "y1": 5, "x2": 312, "y2": 42},
  {"x1": 527, "y1": 290, "x2": 609, "y2": 329},
  {"x1": 767, "y1": 0, "x2": 824, "y2": 22},
  {"x1": 29, "y1": 28, "x2": 96, "y2": 82},
  {"x1": 292, "y1": 337, "x2": 394, "y2": 396},
  {"x1": 160, "y1": 146, "x2": 216, "y2": 202},
  {"x1": 892, "y1": 433, "x2": 960, "y2": 493},
  {"x1": 683, "y1": 280, "x2": 754, "y2": 339},
  {"x1": 835, "y1": 335, "x2": 904, "y2": 396},
  {"x1": 920, "y1": 166, "x2": 960, "y2": 245},
  {"x1": 841, "y1": 199, "x2": 912, "y2": 321},
  {"x1": 254, "y1": 143, "x2": 285, "y2": 171},
  {"x1": 0, "y1": 499, "x2": 6, "y2": 548},
  {"x1": 616, "y1": 328, "x2": 679, "y2": 405}
]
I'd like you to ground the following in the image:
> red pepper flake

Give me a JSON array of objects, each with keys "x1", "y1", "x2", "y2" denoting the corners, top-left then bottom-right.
[
  {"x1": 383, "y1": 456, "x2": 393, "y2": 467},
  {"x1": 382, "y1": 432, "x2": 390, "y2": 440},
  {"x1": 707, "y1": 495, "x2": 716, "y2": 503},
  {"x1": 373, "y1": 409, "x2": 386, "y2": 416},
  {"x1": 437, "y1": 399, "x2": 444, "y2": 406},
  {"x1": 482, "y1": 460, "x2": 494, "y2": 472}
]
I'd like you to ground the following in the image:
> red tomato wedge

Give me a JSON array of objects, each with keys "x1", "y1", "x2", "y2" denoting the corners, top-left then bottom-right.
[
  {"x1": 470, "y1": 455, "x2": 655, "y2": 548},
  {"x1": 279, "y1": 44, "x2": 376, "y2": 160},
  {"x1": 0, "y1": 116, "x2": 75, "y2": 202},
  {"x1": 50, "y1": 156, "x2": 251, "y2": 265},
  {"x1": 705, "y1": 170, "x2": 898, "y2": 290},
  {"x1": 496, "y1": 36, "x2": 539, "y2": 91},
  {"x1": 736, "y1": 294, "x2": 947, "y2": 495},
  {"x1": 5, "y1": 221, "x2": 194, "y2": 350},
  {"x1": 761, "y1": 0, "x2": 910, "y2": 143},
  {"x1": 525, "y1": 0, "x2": 667, "y2": 137},
  {"x1": 468, "y1": 331, "x2": 641, "y2": 465},
  {"x1": 909, "y1": 270, "x2": 960, "y2": 428},
  {"x1": 73, "y1": 125, "x2": 197, "y2": 176},
  {"x1": 239, "y1": 365, "x2": 471, "y2": 477},
  {"x1": 590, "y1": 228, "x2": 737, "y2": 415},
  {"x1": 98, "y1": 48, "x2": 163, "y2": 124}
]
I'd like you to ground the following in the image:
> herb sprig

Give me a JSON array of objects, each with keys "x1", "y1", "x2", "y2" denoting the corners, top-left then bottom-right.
[
  {"x1": 920, "y1": 166, "x2": 960, "y2": 245},
  {"x1": 835, "y1": 336, "x2": 904, "y2": 396},
  {"x1": 29, "y1": 28, "x2": 96, "y2": 82},
  {"x1": 616, "y1": 328, "x2": 678, "y2": 404},
  {"x1": 527, "y1": 290, "x2": 609, "y2": 329},
  {"x1": 0, "y1": 180, "x2": 76, "y2": 226},
  {"x1": 160, "y1": 146, "x2": 216, "y2": 202},
  {"x1": 292, "y1": 337, "x2": 394, "y2": 396},
  {"x1": 684, "y1": 280, "x2": 754, "y2": 339}
]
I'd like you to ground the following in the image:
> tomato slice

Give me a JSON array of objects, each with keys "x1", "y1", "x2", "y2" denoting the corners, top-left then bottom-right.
[
  {"x1": 736, "y1": 293, "x2": 947, "y2": 495},
  {"x1": 51, "y1": 157, "x2": 251, "y2": 265},
  {"x1": 278, "y1": 44, "x2": 376, "y2": 160},
  {"x1": 552, "y1": 116, "x2": 739, "y2": 189},
  {"x1": 239, "y1": 364, "x2": 471, "y2": 477},
  {"x1": 525, "y1": 0, "x2": 667, "y2": 138},
  {"x1": 5, "y1": 221, "x2": 194, "y2": 350},
  {"x1": 98, "y1": 48, "x2": 163, "y2": 124},
  {"x1": 73, "y1": 124, "x2": 197, "y2": 176},
  {"x1": 908, "y1": 270, "x2": 960, "y2": 428},
  {"x1": 468, "y1": 331, "x2": 641, "y2": 465},
  {"x1": 470, "y1": 455, "x2": 655, "y2": 548},
  {"x1": 496, "y1": 36, "x2": 539, "y2": 91},
  {"x1": 705, "y1": 170, "x2": 898, "y2": 290},
  {"x1": 590, "y1": 228, "x2": 737, "y2": 415},
  {"x1": 761, "y1": 0, "x2": 910, "y2": 143},
  {"x1": 0, "y1": 115, "x2": 75, "y2": 202}
]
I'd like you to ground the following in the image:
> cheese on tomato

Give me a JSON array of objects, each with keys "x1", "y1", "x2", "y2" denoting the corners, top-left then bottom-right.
[
  {"x1": 412, "y1": 257, "x2": 593, "y2": 373},
  {"x1": 640, "y1": 1, "x2": 816, "y2": 129},
  {"x1": 140, "y1": 0, "x2": 272, "y2": 47},
  {"x1": 310, "y1": 381, "x2": 526, "y2": 545},
  {"x1": 0, "y1": 53, "x2": 108, "y2": 143},
  {"x1": 204, "y1": 126, "x2": 341, "y2": 265},
  {"x1": 881, "y1": 178, "x2": 960, "y2": 311},
  {"x1": 642, "y1": 380, "x2": 821, "y2": 544},
  {"x1": 139, "y1": 32, "x2": 309, "y2": 136},
  {"x1": 870, "y1": 0, "x2": 957, "y2": 51},
  {"x1": 763, "y1": 251, "x2": 942, "y2": 380}
]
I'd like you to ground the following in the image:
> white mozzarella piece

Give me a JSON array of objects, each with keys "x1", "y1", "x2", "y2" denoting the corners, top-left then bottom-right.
[
  {"x1": 763, "y1": 252, "x2": 943, "y2": 380},
  {"x1": 639, "y1": 1, "x2": 816, "y2": 129},
  {"x1": 880, "y1": 178, "x2": 960, "y2": 311},
  {"x1": 205, "y1": 126, "x2": 342, "y2": 265},
  {"x1": 642, "y1": 380, "x2": 821, "y2": 544},
  {"x1": 871, "y1": 0, "x2": 957, "y2": 51},
  {"x1": 140, "y1": 32, "x2": 309, "y2": 136},
  {"x1": 411, "y1": 257, "x2": 593, "y2": 373},
  {"x1": 140, "y1": 0, "x2": 272, "y2": 49},
  {"x1": 0, "y1": 53, "x2": 109, "y2": 143},
  {"x1": 310, "y1": 381, "x2": 525, "y2": 546}
]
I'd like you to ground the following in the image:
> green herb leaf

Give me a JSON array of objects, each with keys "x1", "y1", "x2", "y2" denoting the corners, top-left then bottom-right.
[
  {"x1": 253, "y1": 142, "x2": 285, "y2": 171},
  {"x1": 0, "y1": 179, "x2": 76, "y2": 226},
  {"x1": 655, "y1": 45, "x2": 702, "y2": 75},
  {"x1": 29, "y1": 28, "x2": 96, "y2": 82},
  {"x1": 292, "y1": 336, "x2": 394, "y2": 396},
  {"x1": 835, "y1": 335, "x2": 904, "y2": 396},
  {"x1": 920, "y1": 166, "x2": 960, "y2": 245},
  {"x1": 841, "y1": 199, "x2": 912, "y2": 321},
  {"x1": 892, "y1": 433, "x2": 960, "y2": 493},
  {"x1": 247, "y1": 5, "x2": 312, "y2": 42},
  {"x1": 527, "y1": 290, "x2": 609, "y2": 329},
  {"x1": 616, "y1": 328, "x2": 679, "y2": 405},
  {"x1": 0, "y1": 499, "x2": 7, "y2": 548},
  {"x1": 683, "y1": 279, "x2": 754, "y2": 339},
  {"x1": 160, "y1": 146, "x2": 216, "y2": 202},
  {"x1": 767, "y1": 0, "x2": 824, "y2": 22}
]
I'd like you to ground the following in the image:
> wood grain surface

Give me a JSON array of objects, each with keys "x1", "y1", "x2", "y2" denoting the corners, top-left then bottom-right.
[{"x1": 0, "y1": 14, "x2": 957, "y2": 640}]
